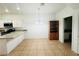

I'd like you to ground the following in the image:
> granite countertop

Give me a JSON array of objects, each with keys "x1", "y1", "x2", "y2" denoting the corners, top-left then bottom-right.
[
  {"x1": 0, "y1": 27, "x2": 27, "y2": 32},
  {"x1": 0, "y1": 27, "x2": 27, "y2": 39},
  {"x1": 0, "y1": 28, "x2": 5, "y2": 32},
  {"x1": 0, "y1": 31, "x2": 25, "y2": 39}
]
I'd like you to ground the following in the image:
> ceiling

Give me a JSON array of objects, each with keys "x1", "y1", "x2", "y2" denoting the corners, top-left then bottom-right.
[
  {"x1": 0, "y1": 3, "x2": 79, "y2": 14},
  {"x1": 0, "y1": 3, "x2": 67, "y2": 14}
]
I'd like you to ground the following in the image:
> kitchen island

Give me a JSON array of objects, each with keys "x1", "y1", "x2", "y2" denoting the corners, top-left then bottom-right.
[{"x1": 0, "y1": 30, "x2": 26, "y2": 55}]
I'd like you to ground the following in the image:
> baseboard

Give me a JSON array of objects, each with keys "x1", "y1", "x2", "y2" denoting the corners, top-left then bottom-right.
[{"x1": 24, "y1": 38, "x2": 48, "y2": 40}]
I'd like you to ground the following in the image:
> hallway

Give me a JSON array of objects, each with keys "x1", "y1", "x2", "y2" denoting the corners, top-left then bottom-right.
[{"x1": 8, "y1": 39, "x2": 77, "y2": 56}]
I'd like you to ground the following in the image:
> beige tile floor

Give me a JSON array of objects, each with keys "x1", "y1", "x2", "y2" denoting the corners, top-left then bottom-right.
[{"x1": 8, "y1": 39, "x2": 78, "y2": 56}]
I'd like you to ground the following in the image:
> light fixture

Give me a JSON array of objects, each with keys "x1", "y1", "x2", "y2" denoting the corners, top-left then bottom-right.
[
  {"x1": 36, "y1": 7, "x2": 43, "y2": 24},
  {"x1": 17, "y1": 7, "x2": 20, "y2": 10},
  {"x1": 16, "y1": 3, "x2": 20, "y2": 11},
  {"x1": 36, "y1": 8, "x2": 40, "y2": 24},
  {"x1": 5, "y1": 9, "x2": 9, "y2": 13}
]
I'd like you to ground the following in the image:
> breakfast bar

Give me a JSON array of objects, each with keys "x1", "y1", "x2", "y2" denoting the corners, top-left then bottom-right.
[{"x1": 0, "y1": 30, "x2": 26, "y2": 55}]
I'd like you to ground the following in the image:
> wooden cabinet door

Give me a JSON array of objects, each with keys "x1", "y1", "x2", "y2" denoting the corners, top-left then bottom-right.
[{"x1": 50, "y1": 32, "x2": 58, "y2": 40}]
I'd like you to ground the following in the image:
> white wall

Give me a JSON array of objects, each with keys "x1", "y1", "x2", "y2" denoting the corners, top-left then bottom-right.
[
  {"x1": 22, "y1": 13, "x2": 56, "y2": 39},
  {"x1": 74, "y1": 9, "x2": 79, "y2": 54},
  {"x1": 72, "y1": 10, "x2": 79, "y2": 53},
  {"x1": 0, "y1": 14, "x2": 24, "y2": 27},
  {"x1": 78, "y1": 11, "x2": 79, "y2": 53}
]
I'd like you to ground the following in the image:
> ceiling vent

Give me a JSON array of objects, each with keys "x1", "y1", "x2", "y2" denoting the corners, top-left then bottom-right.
[{"x1": 40, "y1": 3, "x2": 45, "y2": 6}]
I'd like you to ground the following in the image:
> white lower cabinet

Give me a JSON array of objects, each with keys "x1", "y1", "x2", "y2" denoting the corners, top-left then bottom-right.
[
  {"x1": 7, "y1": 34, "x2": 24, "y2": 54},
  {"x1": 0, "y1": 31, "x2": 25, "y2": 55}
]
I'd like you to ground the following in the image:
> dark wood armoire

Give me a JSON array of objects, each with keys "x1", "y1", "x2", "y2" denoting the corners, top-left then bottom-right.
[{"x1": 49, "y1": 21, "x2": 59, "y2": 40}]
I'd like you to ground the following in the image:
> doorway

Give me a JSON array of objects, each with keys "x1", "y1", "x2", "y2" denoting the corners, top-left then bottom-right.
[{"x1": 64, "y1": 16, "x2": 72, "y2": 44}]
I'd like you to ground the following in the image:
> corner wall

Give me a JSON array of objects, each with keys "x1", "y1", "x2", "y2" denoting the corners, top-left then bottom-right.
[
  {"x1": 56, "y1": 6, "x2": 79, "y2": 54},
  {"x1": 56, "y1": 6, "x2": 74, "y2": 43}
]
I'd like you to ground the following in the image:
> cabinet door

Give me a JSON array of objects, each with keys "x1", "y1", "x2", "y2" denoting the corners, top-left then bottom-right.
[
  {"x1": 50, "y1": 33, "x2": 54, "y2": 40},
  {"x1": 50, "y1": 32, "x2": 58, "y2": 40}
]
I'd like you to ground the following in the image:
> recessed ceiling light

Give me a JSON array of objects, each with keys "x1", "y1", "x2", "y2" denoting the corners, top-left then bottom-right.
[
  {"x1": 5, "y1": 9, "x2": 9, "y2": 13},
  {"x1": 17, "y1": 7, "x2": 20, "y2": 10}
]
